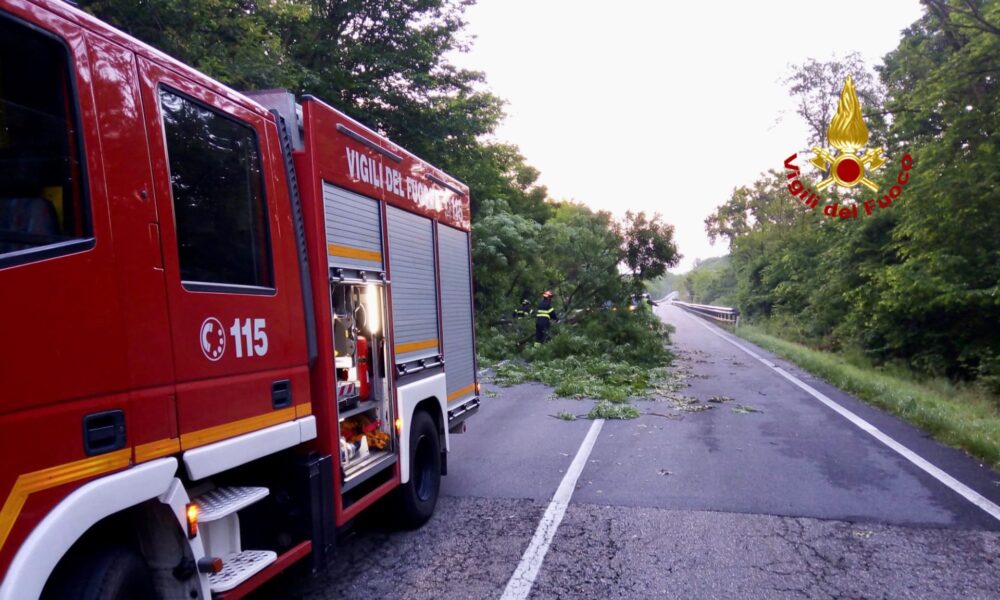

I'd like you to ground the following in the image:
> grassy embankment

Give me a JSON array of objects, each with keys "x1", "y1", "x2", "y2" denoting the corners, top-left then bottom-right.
[{"x1": 735, "y1": 324, "x2": 1000, "y2": 470}]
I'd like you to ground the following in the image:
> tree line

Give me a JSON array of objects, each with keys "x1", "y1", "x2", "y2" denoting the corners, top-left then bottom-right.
[{"x1": 684, "y1": 0, "x2": 999, "y2": 393}]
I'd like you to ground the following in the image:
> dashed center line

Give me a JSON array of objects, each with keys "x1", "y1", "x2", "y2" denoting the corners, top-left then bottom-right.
[
  {"x1": 678, "y1": 308, "x2": 1000, "y2": 523},
  {"x1": 500, "y1": 418, "x2": 604, "y2": 600}
]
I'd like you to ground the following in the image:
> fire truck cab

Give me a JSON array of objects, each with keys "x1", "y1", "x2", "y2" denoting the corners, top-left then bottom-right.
[{"x1": 0, "y1": 1, "x2": 479, "y2": 598}]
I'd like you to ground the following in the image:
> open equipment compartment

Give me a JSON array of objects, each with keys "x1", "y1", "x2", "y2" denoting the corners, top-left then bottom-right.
[{"x1": 331, "y1": 277, "x2": 396, "y2": 490}]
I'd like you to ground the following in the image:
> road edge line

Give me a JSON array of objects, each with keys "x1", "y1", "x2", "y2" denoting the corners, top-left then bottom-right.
[
  {"x1": 677, "y1": 308, "x2": 1000, "y2": 523},
  {"x1": 500, "y1": 418, "x2": 605, "y2": 600}
]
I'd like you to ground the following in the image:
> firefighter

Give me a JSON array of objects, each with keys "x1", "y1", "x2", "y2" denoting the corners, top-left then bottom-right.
[
  {"x1": 513, "y1": 298, "x2": 532, "y2": 319},
  {"x1": 534, "y1": 290, "x2": 557, "y2": 343}
]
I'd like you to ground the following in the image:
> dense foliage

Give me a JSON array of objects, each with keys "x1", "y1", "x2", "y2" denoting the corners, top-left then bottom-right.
[
  {"x1": 697, "y1": 1, "x2": 1000, "y2": 393},
  {"x1": 473, "y1": 201, "x2": 678, "y2": 321},
  {"x1": 474, "y1": 199, "x2": 679, "y2": 382}
]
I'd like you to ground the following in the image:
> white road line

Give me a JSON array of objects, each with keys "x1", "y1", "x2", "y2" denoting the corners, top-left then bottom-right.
[
  {"x1": 500, "y1": 418, "x2": 605, "y2": 600},
  {"x1": 677, "y1": 308, "x2": 1000, "y2": 523}
]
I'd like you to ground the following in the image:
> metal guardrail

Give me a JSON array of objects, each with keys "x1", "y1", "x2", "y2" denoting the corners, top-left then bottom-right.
[{"x1": 672, "y1": 300, "x2": 740, "y2": 326}]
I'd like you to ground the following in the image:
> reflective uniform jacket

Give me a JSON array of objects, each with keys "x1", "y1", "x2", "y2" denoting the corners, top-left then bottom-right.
[{"x1": 535, "y1": 298, "x2": 556, "y2": 322}]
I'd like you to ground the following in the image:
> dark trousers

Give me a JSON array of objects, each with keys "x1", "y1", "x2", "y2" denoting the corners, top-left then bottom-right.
[{"x1": 535, "y1": 318, "x2": 551, "y2": 342}]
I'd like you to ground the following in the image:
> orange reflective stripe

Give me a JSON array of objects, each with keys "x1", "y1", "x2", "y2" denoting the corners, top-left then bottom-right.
[
  {"x1": 134, "y1": 438, "x2": 181, "y2": 463},
  {"x1": 447, "y1": 383, "x2": 476, "y2": 403},
  {"x1": 395, "y1": 338, "x2": 438, "y2": 355},
  {"x1": 180, "y1": 406, "x2": 297, "y2": 449},
  {"x1": 0, "y1": 406, "x2": 315, "y2": 556},
  {"x1": 327, "y1": 244, "x2": 382, "y2": 263},
  {"x1": 0, "y1": 448, "x2": 131, "y2": 554}
]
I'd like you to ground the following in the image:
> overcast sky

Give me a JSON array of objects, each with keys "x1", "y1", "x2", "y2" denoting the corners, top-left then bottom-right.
[{"x1": 451, "y1": 0, "x2": 925, "y2": 272}]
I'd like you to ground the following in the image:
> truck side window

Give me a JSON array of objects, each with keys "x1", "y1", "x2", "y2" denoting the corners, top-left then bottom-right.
[
  {"x1": 0, "y1": 15, "x2": 90, "y2": 266},
  {"x1": 159, "y1": 88, "x2": 273, "y2": 290}
]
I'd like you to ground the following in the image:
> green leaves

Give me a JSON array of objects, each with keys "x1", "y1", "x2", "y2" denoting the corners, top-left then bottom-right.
[
  {"x1": 472, "y1": 198, "x2": 678, "y2": 322},
  {"x1": 618, "y1": 211, "x2": 681, "y2": 282},
  {"x1": 492, "y1": 354, "x2": 664, "y2": 404},
  {"x1": 471, "y1": 200, "x2": 544, "y2": 318}
]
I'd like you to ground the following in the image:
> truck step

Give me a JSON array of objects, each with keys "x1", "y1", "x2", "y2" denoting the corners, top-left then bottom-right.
[
  {"x1": 209, "y1": 550, "x2": 277, "y2": 593},
  {"x1": 192, "y1": 486, "x2": 269, "y2": 523}
]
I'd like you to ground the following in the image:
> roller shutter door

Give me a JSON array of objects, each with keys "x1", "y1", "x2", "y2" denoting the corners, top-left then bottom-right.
[
  {"x1": 387, "y1": 206, "x2": 439, "y2": 363},
  {"x1": 437, "y1": 224, "x2": 476, "y2": 404},
  {"x1": 323, "y1": 183, "x2": 383, "y2": 271}
]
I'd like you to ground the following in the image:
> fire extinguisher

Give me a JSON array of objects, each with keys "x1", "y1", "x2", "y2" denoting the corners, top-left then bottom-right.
[{"x1": 356, "y1": 335, "x2": 371, "y2": 401}]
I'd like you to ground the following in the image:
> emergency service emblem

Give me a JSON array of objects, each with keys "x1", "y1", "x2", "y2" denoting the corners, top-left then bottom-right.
[
  {"x1": 782, "y1": 74, "x2": 913, "y2": 221},
  {"x1": 809, "y1": 75, "x2": 885, "y2": 192},
  {"x1": 200, "y1": 317, "x2": 226, "y2": 361}
]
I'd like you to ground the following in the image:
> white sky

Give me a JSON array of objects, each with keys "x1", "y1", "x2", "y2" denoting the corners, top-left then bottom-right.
[{"x1": 451, "y1": 0, "x2": 924, "y2": 272}]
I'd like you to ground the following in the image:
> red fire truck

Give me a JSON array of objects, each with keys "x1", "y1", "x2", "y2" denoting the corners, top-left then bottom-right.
[{"x1": 0, "y1": 1, "x2": 480, "y2": 597}]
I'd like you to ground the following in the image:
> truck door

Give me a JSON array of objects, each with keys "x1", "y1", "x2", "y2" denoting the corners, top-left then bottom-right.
[
  {"x1": 137, "y1": 58, "x2": 306, "y2": 452},
  {"x1": 87, "y1": 34, "x2": 178, "y2": 460}
]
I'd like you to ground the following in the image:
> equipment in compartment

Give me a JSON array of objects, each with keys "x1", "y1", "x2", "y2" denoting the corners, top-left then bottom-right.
[
  {"x1": 356, "y1": 335, "x2": 370, "y2": 401},
  {"x1": 332, "y1": 284, "x2": 357, "y2": 364},
  {"x1": 331, "y1": 280, "x2": 395, "y2": 475},
  {"x1": 340, "y1": 414, "x2": 388, "y2": 451},
  {"x1": 332, "y1": 283, "x2": 374, "y2": 406}
]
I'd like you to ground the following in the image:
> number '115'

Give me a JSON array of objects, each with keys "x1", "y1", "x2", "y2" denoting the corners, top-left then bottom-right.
[{"x1": 229, "y1": 318, "x2": 269, "y2": 358}]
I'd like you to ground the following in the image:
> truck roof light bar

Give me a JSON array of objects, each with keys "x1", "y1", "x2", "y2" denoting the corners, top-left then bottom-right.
[
  {"x1": 427, "y1": 174, "x2": 464, "y2": 196},
  {"x1": 335, "y1": 124, "x2": 403, "y2": 163}
]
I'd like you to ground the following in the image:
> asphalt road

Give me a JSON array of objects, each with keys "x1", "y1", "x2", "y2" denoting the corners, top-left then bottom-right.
[{"x1": 257, "y1": 304, "x2": 1000, "y2": 599}]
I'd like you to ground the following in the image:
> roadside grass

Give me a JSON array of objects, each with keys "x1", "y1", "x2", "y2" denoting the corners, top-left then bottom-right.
[{"x1": 736, "y1": 324, "x2": 1000, "y2": 470}]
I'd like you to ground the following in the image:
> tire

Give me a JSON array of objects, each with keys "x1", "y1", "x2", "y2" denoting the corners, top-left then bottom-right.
[
  {"x1": 44, "y1": 545, "x2": 155, "y2": 600},
  {"x1": 395, "y1": 410, "x2": 441, "y2": 529}
]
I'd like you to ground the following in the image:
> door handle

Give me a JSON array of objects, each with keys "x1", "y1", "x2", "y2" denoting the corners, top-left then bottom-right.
[
  {"x1": 272, "y1": 380, "x2": 292, "y2": 409},
  {"x1": 83, "y1": 410, "x2": 126, "y2": 456}
]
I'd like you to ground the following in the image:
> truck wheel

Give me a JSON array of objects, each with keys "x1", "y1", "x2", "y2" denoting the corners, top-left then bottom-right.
[
  {"x1": 45, "y1": 545, "x2": 154, "y2": 600},
  {"x1": 396, "y1": 410, "x2": 441, "y2": 529}
]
